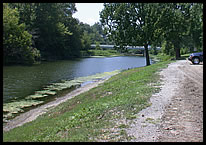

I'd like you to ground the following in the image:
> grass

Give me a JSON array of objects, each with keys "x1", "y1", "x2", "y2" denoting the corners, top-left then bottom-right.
[
  {"x1": 3, "y1": 59, "x2": 173, "y2": 142},
  {"x1": 179, "y1": 53, "x2": 190, "y2": 60},
  {"x1": 81, "y1": 49, "x2": 122, "y2": 57}
]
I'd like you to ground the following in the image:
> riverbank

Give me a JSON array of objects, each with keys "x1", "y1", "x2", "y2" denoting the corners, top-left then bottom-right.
[
  {"x1": 3, "y1": 58, "x2": 173, "y2": 141},
  {"x1": 80, "y1": 49, "x2": 145, "y2": 58},
  {"x1": 80, "y1": 49, "x2": 122, "y2": 58},
  {"x1": 3, "y1": 79, "x2": 109, "y2": 132},
  {"x1": 3, "y1": 70, "x2": 121, "y2": 123}
]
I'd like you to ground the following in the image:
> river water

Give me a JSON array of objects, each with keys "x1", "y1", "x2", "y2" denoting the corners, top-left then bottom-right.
[{"x1": 3, "y1": 56, "x2": 152, "y2": 103}]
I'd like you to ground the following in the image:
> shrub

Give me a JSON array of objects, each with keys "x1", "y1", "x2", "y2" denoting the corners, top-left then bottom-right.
[{"x1": 3, "y1": 4, "x2": 40, "y2": 65}]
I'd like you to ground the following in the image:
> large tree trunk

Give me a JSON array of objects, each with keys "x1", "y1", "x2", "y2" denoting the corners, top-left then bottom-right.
[
  {"x1": 144, "y1": 44, "x2": 150, "y2": 66},
  {"x1": 174, "y1": 42, "x2": 181, "y2": 60},
  {"x1": 175, "y1": 47, "x2": 181, "y2": 59}
]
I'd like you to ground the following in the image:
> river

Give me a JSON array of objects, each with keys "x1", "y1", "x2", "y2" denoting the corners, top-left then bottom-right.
[{"x1": 3, "y1": 56, "x2": 152, "y2": 103}]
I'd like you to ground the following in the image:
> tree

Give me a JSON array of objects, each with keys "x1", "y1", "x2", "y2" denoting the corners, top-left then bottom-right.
[
  {"x1": 3, "y1": 3, "x2": 40, "y2": 65},
  {"x1": 8, "y1": 3, "x2": 37, "y2": 31},
  {"x1": 156, "y1": 3, "x2": 198, "y2": 59},
  {"x1": 91, "y1": 22, "x2": 106, "y2": 44},
  {"x1": 100, "y1": 3, "x2": 162, "y2": 66},
  {"x1": 95, "y1": 41, "x2": 101, "y2": 50},
  {"x1": 187, "y1": 3, "x2": 203, "y2": 51},
  {"x1": 5, "y1": 3, "x2": 103, "y2": 64},
  {"x1": 81, "y1": 31, "x2": 92, "y2": 51},
  {"x1": 33, "y1": 3, "x2": 77, "y2": 59},
  {"x1": 63, "y1": 17, "x2": 83, "y2": 58},
  {"x1": 78, "y1": 22, "x2": 111, "y2": 46}
]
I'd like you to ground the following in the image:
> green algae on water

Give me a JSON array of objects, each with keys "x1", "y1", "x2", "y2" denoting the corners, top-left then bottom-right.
[
  {"x1": 3, "y1": 70, "x2": 121, "y2": 122},
  {"x1": 3, "y1": 100, "x2": 44, "y2": 121}
]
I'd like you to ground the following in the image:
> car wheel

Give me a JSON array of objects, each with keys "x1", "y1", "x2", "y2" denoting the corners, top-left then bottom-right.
[{"x1": 192, "y1": 57, "x2": 200, "y2": 64}]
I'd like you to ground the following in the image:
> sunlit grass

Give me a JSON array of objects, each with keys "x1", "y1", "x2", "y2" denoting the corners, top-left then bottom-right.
[{"x1": 3, "y1": 60, "x2": 172, "y2": 142}]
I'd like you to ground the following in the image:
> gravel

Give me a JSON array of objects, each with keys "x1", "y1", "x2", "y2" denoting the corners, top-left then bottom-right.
[{"x1": 126, "y1": 60, "x2": 203, "y2": 142}]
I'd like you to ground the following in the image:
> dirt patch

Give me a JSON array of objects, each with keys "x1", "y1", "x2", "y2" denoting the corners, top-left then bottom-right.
[
  {"x1": 157, "y1": 60, "x2": 203, "y2": 142},
  {"x1": 126, "y1": 60, "x2": 203, "y2": 142}
]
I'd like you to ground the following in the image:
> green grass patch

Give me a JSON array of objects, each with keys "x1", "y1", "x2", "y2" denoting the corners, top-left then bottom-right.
[
  {"x1": 179, "y1": 53, "x2": 190, "y2": 60},
  {"x1": 156, "y1": 53, "x2": 174, "y2": 61},
  {"x1": 3, "y1": 60, "x2": 173, "y2": 142},
  {"x1": 81, "y1": 49, "x2": 122, "y2": 57}
]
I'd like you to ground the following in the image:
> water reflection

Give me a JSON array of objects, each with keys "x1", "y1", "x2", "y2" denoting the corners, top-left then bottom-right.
[{"x1": 3, "y1": 56, "x2": 150, "y2": 103}]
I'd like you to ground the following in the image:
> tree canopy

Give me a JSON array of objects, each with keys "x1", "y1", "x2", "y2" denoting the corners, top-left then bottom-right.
[
  {"x1": 3, "y1": 3, "x2": 40, "y2": 65},
  {"x1": 3, "y1": 3, "x2": 202, "y2": 65},
  {"x1": 100, "y1": 3, "x2": 203, "y2": 63},
  {"x1": 3, "y1": 3, "x2": 111, "y2": 65}
]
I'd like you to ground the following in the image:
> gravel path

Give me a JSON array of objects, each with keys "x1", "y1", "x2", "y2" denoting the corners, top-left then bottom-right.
[{"x1": 126, "y1": 60, "x2": 203, "y2": 142}]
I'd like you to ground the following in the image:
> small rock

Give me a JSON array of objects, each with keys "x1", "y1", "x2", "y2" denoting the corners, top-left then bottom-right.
[
  {"x1": 164, "y1": 126, "x2": 173, "y2": 130},
  {"x1": 173, "y1": 108, "x2": 178, "y2": 110},
  {"x1": 170, "y1": 130, "x2": 179, "y2": 135}
]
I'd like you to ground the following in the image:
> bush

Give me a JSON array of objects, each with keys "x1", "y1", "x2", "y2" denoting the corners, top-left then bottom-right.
[
  {"x1": 161, "y1": 40, "x2": 174, "y2": 56},
  {"x1": 156, "y1": 53, "x2": 174, "y2": 61},
  {"x1": 95, "y1": 42, "x2": 102, "y2": 50},
  {"x1": 3, "y1": 4, "x2": 40, "y2": 65}
]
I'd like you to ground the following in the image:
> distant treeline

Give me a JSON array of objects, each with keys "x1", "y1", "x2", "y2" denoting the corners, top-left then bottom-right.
[
  {"x1": 3, "y1": 3, "x2": 112, "y2": 65},
  {"x1": 3, "y1": 3, "x2": 202, "y2": 65}
]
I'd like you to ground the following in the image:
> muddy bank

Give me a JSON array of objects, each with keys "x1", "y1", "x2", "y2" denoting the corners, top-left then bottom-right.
[{"x1": 3, "y1": 79, "x2": 107, "y2": 132}]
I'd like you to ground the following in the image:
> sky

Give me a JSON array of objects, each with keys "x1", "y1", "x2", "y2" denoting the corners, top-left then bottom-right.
[{"x1": 73, "y1": 3, "x2": 104, "y2": 26}]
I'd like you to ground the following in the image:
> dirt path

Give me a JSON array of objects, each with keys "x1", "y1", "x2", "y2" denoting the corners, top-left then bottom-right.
[
  {"x1": 91, "y1": 60, "x2": 202, "y2": 142},
  {"x1": 157, "y1": 60, "x2": 203, "y2": 142},
  {"x1": 126, "y1": 60, "x2": 203, "y2": 142},
  {"x1": 3, "y1": 79, "x2": 107, "y2": 132}
]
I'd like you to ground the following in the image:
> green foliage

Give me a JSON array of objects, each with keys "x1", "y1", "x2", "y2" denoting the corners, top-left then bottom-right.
[
  {"x1": 78, "y1": 22, "x2": 113, "y2": 52},
  {"x1": 161, "y1": 40, "x2": 174, "y2": 56},
  {"x1": 62, "y1": 17, "x2": 82, "y2": 59},
  {"x1": 149, "y1": 45, "x2": 160, "y2": 55},
  {"x1": 100, "y1": 3, "x2": 203, "y2": 61},
  {"x1": 4, "y1": 3, "x2": 114, "y2": 65},
  {"x1": 4, "y1": 3, "x2": 82, "y2": 63},
  {"x1": 157, "y1": 3, "x2": 203, "y2": 58},
  {"x1": 3, "y1": 3, "x2": 203, "y2": 64},
  {"x1": 3, "y1": 3, "x2": 40, "y2": 65},
  {"x1": 81, "y1": 31, "x2": 92, "y2": 51},
  {"x1": 88, "y1": 49, "x2": 120, "y2": 57},
  {"x1": 95, "y1": 41, "x2": 101, "y2": 50},
  {"x1": 100, "y1": 3, "x2": 163, "y2": 65},
  {"x1": 79, "y1": 22, "x2": 112, "y2": 46},
  {"x1": 181, "y1": 3, "x2": 202, "y2": 52},
  {"x1": 156, "y1": 53, "x2": 174, "y2": 61}
]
